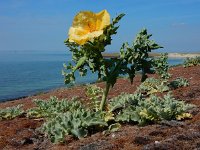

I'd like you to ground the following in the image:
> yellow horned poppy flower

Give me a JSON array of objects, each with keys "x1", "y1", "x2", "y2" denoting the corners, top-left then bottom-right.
[{"x1": 68, "y1": 10, "x2": 110, "y2": 45}]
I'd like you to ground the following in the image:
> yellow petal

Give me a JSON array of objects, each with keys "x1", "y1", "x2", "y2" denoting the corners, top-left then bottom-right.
[
  {"x1": 72, "y1": 11, "x2": 97, "y2": 30},
  {"x1": 68, "y1": 27, "x2": 89, "y2": 45},
  {"x1": 87, "y1": 30, "x2": 103, "y2": 41},
  {"x1": 69, "y1": 27, "x2": 88, "y2": 36},
  {"x1": 96, "y1": 10, "x2": 110, "y2": 30}
]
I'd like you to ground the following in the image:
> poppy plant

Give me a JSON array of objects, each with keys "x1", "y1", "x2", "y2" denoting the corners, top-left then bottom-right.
[{"x1": 63, "y1": 10, "x2": 162, "y2": 111}]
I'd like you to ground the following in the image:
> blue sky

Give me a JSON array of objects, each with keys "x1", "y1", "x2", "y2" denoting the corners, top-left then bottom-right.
[{"x1": 0, "y1": 0, "x2": 200, "y2": 53}]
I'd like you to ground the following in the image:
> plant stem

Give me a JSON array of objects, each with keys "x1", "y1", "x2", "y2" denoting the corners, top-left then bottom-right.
[{"x1": 100, "y1": 82, "x2": 111, "y2": 111}]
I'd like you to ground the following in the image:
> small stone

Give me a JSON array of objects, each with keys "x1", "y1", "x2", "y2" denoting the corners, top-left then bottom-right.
[
  {"x1": 155, "y1": 141, "x2": 160, "y2": 144},
  {"x1": 134, "y1": 136, "x2": 150, "y2": 145},
  {"x1": 111, "y1": 134, "x2": 115, "y2": 138},
  {"x1": 21, "y1": 137, "x2": 33, "y2": 145}
]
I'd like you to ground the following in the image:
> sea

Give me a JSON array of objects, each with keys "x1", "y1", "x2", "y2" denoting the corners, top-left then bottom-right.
[{"x1": 0, "y1": 51, "x2": 184, "y2": 102}]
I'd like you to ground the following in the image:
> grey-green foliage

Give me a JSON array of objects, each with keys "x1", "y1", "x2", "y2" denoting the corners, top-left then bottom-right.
[
  {"x1": 109, "y1": 93, "x2": 194, "y2": 125},
  {"x1": 27, "y1": 97, "x2": 108, "y2": 143},
  {"x1": 86, "y1": 85, "x2": 103, "y2": 111},
  {"x1": 152, "y1": 53, "x2": 171, "y2": 79},
  {"x1": 108, "y1": 93, "x2": 142, "y2": 112},
  {"x1": 169, "y1": 77, "x2": 189, "y2": 89},
  {"x1": 183, "y1": 56, "x2": 200, "y2": 67},
  {"x1": 136, "y1": 77, "x2": 169, "y2": 95},
  {"x1": 120, "y1": 29, "x2": 162, "y2": 83},
  {"x1": 0, "y1": 105, "x2": 24, "y2": 120},
  {"x1": 41, "y1": 108, "x2": 107, "y2": 143},
  {"x1": 27, "y1": 96, "x2": 83, "y2": 119}
]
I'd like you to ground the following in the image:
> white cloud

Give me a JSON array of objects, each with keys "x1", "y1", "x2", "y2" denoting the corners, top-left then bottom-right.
[{"x1": 171, "y1": 22, "x2": 187, "y2": 27}]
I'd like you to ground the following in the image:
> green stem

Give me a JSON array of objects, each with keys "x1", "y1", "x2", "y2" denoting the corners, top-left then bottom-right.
[{"x1": 100, "y1": 82, "x2": 111, "y2": 111}]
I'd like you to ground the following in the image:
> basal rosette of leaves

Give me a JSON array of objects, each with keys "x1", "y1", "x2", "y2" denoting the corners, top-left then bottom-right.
[
  {"x1": 27, "y1": 97, "x2": 110, "y2": 143},
  {"x1": 169, "y1": 77, "x2": 189, "y2": 89},
  {"x1": 183, "y1": 56, "x2": 200, "y2": 67},
  {"x1": 108, "y1": 93, "x2": 194, "y2": 125},
  {"x1": 0, "y1": 105, "x2": 24, "y2": 120},
  {"x1": 41, "y1": 108, "x2": 108, "y2": 143},
  {"x1": 63, "y1": 10, "x2": 162, "y2": 111},
  {"x1": 27, "y1": 96, "x2": 83, "y2": 119},
  {"x1": 136, "y1": 77, "x2": 169, "y2": 95},
  {"x1": 31, "y1": 92, "x2": 194, "y2": 143}
]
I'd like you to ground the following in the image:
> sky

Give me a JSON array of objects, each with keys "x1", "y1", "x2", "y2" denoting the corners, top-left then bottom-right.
[{"x1": 0, "y1": 0, "x2": 200, "y2": 53}]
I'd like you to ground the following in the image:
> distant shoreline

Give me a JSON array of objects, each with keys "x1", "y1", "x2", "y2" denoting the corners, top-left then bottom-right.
[
  {"x1": 102, "y1": 52, "x2": 200, "y2": 58},
  {"x1": 167, "y1": 53, "x2": 200, "y2": 58}
]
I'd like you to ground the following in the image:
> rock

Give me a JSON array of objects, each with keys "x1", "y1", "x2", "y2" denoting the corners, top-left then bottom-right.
[
  {"x1": 134, "y1": 136, "x2": 151, "y2": 145},
  {"x1": 79, "y1": 140, "x2": 113, "y2": 150},
  {"x1": 160, "y1": 120, "x2": 186, "y2": 127}
]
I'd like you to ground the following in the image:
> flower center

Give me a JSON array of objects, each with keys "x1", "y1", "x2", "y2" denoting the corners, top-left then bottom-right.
[{"x1": 87, "y1": 22, "x2": 96, "y2": 32}]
